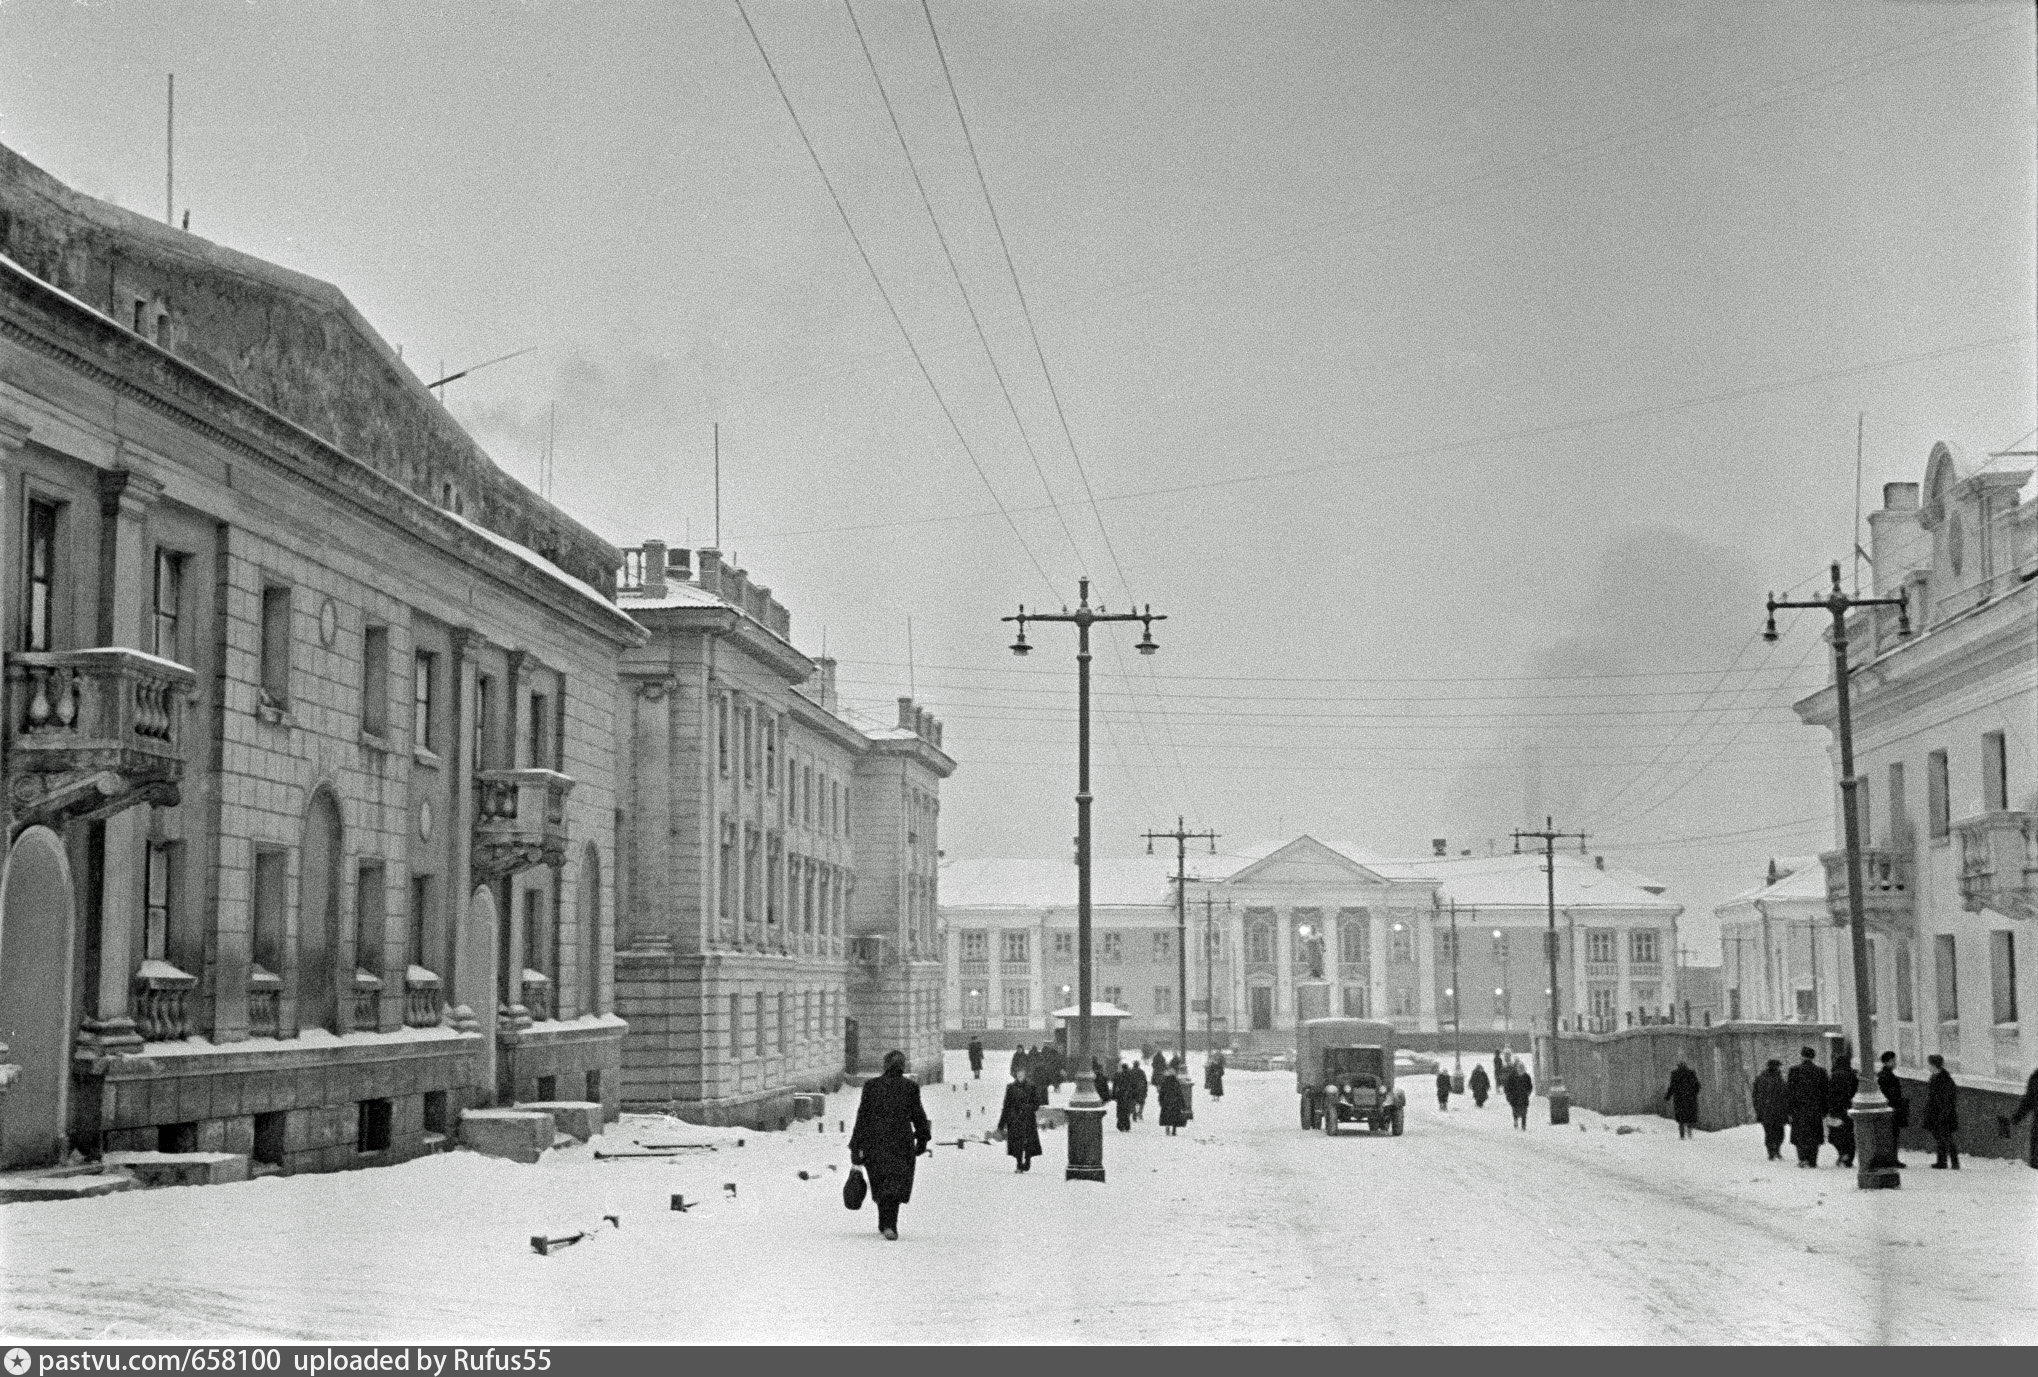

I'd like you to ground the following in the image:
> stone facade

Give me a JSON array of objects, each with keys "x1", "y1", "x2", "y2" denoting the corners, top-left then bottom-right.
[
  {"x1": 1791, "y1": 448, "x2": 2036, "y2": 1151},
  {"x1": 0, "y1": 143, "x2": 643, "y2": 1174},
  {"x1": 612, "y1": 545, "x2": 952, "y2": 1126}
]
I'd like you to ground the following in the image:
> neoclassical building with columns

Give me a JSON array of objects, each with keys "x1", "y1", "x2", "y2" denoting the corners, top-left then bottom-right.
[{"x1": 942, "y1": 836, "x2": 1684, "y2": 1052}]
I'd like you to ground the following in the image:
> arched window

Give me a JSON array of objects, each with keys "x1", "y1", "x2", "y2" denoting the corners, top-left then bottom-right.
[{"x1": 299, "y1": 788, "x2": 344, "y2": 1034}]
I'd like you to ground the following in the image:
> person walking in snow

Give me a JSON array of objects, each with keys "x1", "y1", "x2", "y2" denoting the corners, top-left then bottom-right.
[
  {"x1": 848, "y1": 1049, "x2": 932, "y2": 1241},
  {"x1": 1751, "y1": 1059, "x2": 1789, "y2": 1161},
  {"x1": 1663, "y1": 1059, "x2": 1701, "y2": 1139},
  {"x1": 998, "y1": 1064, "x2": 1043, "y2": 1173},
  {"x1": 1158, "y1": 1065, "x2": 1190, "y2": 1135},
  {"x1": 1923, "y1": 1053, "x2": 1960, "y2": 1170},
  {"x1": 1468, "y1": 1062, "x2": 1490, "y2": 1108},
  {"x1": 1127, "y1": 1058, "x2": 1149, "y2": 1122},
  {"x1": 1436, "y1": 1069, "x2": 1453, "y2": 1112},
  {"x1": 1826, "y1": 1051, "x2": 1860, "y2": 1168},
  {"x1": 1785, "y1": 1046, "x2": 1829, "y2": 1168},
  {"x1": 1111, "y1": 1062, "x2": 1136, "y2": 1132},
  {"x1": 1876, "y1": 1051, "x2": 1910, "y2": 1169},
  {"x1": 1204, "y1": 1052, "x2": 1226, "y2": 1100},
  {"x1": 1504, "y1": 1064, "x2": 1533, "y2": 1129},
  {"x1": 968, "y1": 1037, "x2": 984, "y2": 1080},
  {"x1": 2006, "y1": 1065, "x2": 2038, "y2": 1169}
]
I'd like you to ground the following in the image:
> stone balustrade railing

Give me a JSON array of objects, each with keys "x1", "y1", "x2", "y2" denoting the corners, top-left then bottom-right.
[
  {"x1": 133, "y1": 959, "x2": 197, "y2": 1040},
  {"x1": 351, "y1": 968, "x2": 383, "y2": 1032},
  {"x1": 6, "y1": 647, "x2": 197, "y2": 829},
  {"x1": 248, "y1": 965, "x2": 282, "y2": 1037},
  {"x1": 404, "y1": 966, "x2": 443, "y2": 1027}
]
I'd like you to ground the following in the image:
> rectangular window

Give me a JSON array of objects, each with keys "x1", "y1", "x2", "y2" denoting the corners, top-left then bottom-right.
[
  {"x1": 765, "y1": 717, "x2": 778, "y2": 791},
  {"x1": 1794, "y1": 987, "x2": 1818, "y2": 1022},
  {"x1": 528, "y1": 692, "x2": 551, "y2": 770},
  {"x1": 413, "y1": 650, "x2": 437, "y2": 753},
  {"x1": 962, "y1": 988, "x2": 986, "y2": 1019},
  {"x1": 1586, "y1": 930, "x2": 1616, "y2": 964},
  {"x1": 152, "y1": 549, "x2": 184, "y2": 661},
  {"x1": 1630, "y1": 930, "x2": 1659, "y2": 965},
  {"x1": 1388, "y1": 925, "x2": 1412, "y2": 964},
  {"x1": 1591, "y1": 986, "x2": 1618, "y2": 1021},
  {"x1": 409, "y1": 875, "x2": 431, "y2": 970},
  {"x1": 1927, "y1": 749, "x2": 1950, "y2": 839},
  {"x1": 741, "y1": 706, "x2": 754, "y2": 784},
  {"x1": 1934, "y1": 933, "x2": 1958, "y2": 1023},
  {"x1": 1992, "y1": 930, "x2": 2019, "y2": 1025},
  {"x1": 356, "y1": 1099, "x2": 393, "y2": 1154},
  {"x1": 252, "y1": 846, "x2": 288, "y2": 975},
  {"x1": 1052, "y1": 931, "x2": 1074, "y2": 960},
  {"x1": 143, "y1": 841, "x2": 176, "y2": 963},
  {"x1": 1887, "y1": 762, "x2": 1907, "y2": 842},
  {"x1": 356, "y1": 862, "x2": 386, "y2": 990},
  {"x1": 1152, "y1": 930, "x2": 1173, "y2": 962},
  {"x1": 1896, "y1": 938, "x2": 1916, "y2": 1023},
  {"x1": 1002, "y1": 930, "x2": 1029, "y2": 964},
  {"x1": 718, "y1": 822, "x2": 737, "y2": 936},
  {"x1": 777, "y1": 991, "x2": 787, "y2": 1053},
  {"x1": 1392, "y1": 987, "x2": 1416, "y2": 1017},
  {"x1": 717, "y1": 695, "x2": 731, "y2": 777},
  {"x1": 1339, "y1": 910, "x2": 1370, "y2": 965},
  {"x1": 522, "y1": 888, "x2": 545, "y2": 979},
  {"x1": 1865, "y1": 937, "x2": 1879, "y2": 1018},
  {"x1": 1153, "y1": 986, "x2": 1173, "y2": 1015},
  {"x1": 730, "y1": 992, "x2": 743, "y2": 1060},
  {"x1": 1342, "y1": 985, "x2": 1370, "y2": 1018},
  {"x1": 754, "y1": 991, "x2": 766, "y2": 1056},
  {"x1": 260, "y1": 584, "x2": 292, "y2": 709},
  {"x1": 1102, "y1": 986, "x2": 1123, "y2": 1008},
  {"x1": 1983, "y1": 731, "x2": 2009, "y2": 812},
  {"x1": 1436, "y1": 929, "x2": 1458, "y2": 964},
  {"x1": 1101, "y1": 931, "x2": 1122, "y2": 963},
  {"x1": 1003, "y1": 985, "x2": 1029, "y2": 1019},
  {"x1": 960, "y1": 930, "x2": 986, "y2": 963},
  {"x1": 24, "y1": 499, "x2": 57, "y2": 652},
  {"x1": 360, "y1": 626, "x2": 389, "y2": 737},
  {"x1": 765, "y1": 835, "x2": 782, "y2": 930},
  {"x1": 1492, "y1": 929, "x2": 1509, "y2": 964},
  {"x1": 802, "y1": 765, "x2": 814, "y2": 826}
]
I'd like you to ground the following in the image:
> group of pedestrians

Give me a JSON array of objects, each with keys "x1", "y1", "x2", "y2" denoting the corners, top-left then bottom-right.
[
  {"x1": 1747, "y1": 1045, "x2": 1972, "y2": 1170},
  {"x1": 1096, "y1": 1054, "x2": 1193, "y2": 1134},
  {"x1": 1475, "y1": 1049, "x2": 1535, "y2": 1128}
]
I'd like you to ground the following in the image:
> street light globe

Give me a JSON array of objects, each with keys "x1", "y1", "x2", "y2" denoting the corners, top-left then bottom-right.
[
  {"x1": 1444, "y1": 987, "x2": 1454, "y2": 998},
  {"x1": 1494, "y1": 987, "x2": 1504, "y2": 997},
  {"x1": 1493, "y1": 929, "x2": 1503, "y2": 939},
  {"x1": 1392, "y1": 922, "x2": 1405, "y2": 933}
]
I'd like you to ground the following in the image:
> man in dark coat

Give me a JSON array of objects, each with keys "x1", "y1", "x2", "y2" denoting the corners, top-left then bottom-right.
[
  {"x1": 998, "y1": 1065, "x2": 1043, "y2": 1172},
  {"x1": 1112, "y1": 1062, "x2": 1135, "y2": 1131},
  {"x1": 1751, "y1": 1059, "x2": 1788, "y2": 1160},
  {"x1": 1663, "y1": 1060, "x2": 1701, "y2": 1139},
  {"x1": 2006, "y1": 1065, "x2": 2038, "y2": 1169},
  {"x1": 1127, "y1": 1059, "x2": 1149, "y2": 1122},
  {"x1": 1013, "y1": 1044, "x2": 1032, "y2": 1080},
  {"x1": 848, "y1": 1049, "x2": 932, "y2": 1240},
  {"x1": 1923, "y1": 1053, "x2": 1960, "y2": 1169},
  {"x1": 1204, "y1": 1052, "x2": 1226, "y2": 1099},
  {"x1": 1876, "y1": 1051, "x2": 1910, "y2": 1169},
  {"x1": 1504, "y1": 1064, "x2": 1533, "y2": 1130},
  {"x1": 1785, "y1": 1047, "x2": 1828, "y2": 1168},
  {"x1": 1157, "y1": 1067, "x2": 1190, "y2": 1134},
  {"x1": 1826, "y1": 1052, "x2": 1860, "y2": 1168},
  {"x1": 967, "y1": 1037, "x2": 984, "y2": 1079},
  {"x1": 1468, "y1": 1062, "x2": 1490, "y2": 1108},
  {"x1": 1435, "y1": 1069, "x2": 1453, "y2": 1112}
]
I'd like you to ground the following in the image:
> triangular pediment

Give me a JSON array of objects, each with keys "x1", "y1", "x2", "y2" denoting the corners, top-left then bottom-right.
[{"x1": 1222, "y1": 836, "x2": 1394, "y2": 890}]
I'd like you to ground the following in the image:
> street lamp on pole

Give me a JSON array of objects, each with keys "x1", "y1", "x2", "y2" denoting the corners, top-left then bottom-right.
[
  {"x1": 1513, "y1": 818, "x2": 1587, "y2": 1124},
  {"x1": 1005, "y1": 578, "x2": 1165, "y2": 1184},
  {"x1": 1764, "y1": 560, "x2": 1909, "y2": 1190},
  {"x1": 1145, "y1": 819, "x2": 1219, "y2": 1063}
]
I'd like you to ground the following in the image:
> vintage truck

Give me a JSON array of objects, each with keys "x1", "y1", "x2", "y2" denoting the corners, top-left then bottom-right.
[{"x1": 1297, "y1": 1017, "x2": 1405, "y2": 1136}]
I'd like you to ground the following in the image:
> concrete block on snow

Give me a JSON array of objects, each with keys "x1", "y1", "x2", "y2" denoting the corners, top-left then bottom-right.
[
  {"x1": 100, "y1": 1151, "x2": 250, "y2": 1188},
  {"x1": 517, "y1": 1101, "x2": 601, "y2": 1142},
  {"x1": 460, "y1": 1109, "x2": 558, "y2": 1163}
]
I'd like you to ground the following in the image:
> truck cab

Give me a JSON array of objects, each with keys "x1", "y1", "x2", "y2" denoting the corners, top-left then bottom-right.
[{"x1": 1297, "y1": 1017, "x2": 1405, "y2": 1136}]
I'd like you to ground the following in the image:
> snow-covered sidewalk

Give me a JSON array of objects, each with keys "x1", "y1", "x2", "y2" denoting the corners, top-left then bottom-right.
[{"x1": 1, "y1": 1052, "x2": 2031, "y2": 1343}]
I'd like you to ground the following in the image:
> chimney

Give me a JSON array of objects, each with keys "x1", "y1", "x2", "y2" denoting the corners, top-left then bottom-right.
[
  {"x1": 814, "y1": 657, "x2": 839, "y2": 713},
  {"x1": 667, "y1": 547, "x2": 692, "y2": 583},
  {"x1": 1869, "y1": 482, "x2": 1926, "y2": 596},
  {"x1": 696, "y1": 548, "x2": 723, "y2": 597},
  {"x1": 640, "y1": 540, "x2": 668, "y2": 599},
  {"x1": 1431, "y1": 838, "x2": 1448, "y2": 857},
  {"x1": 898, "y1": 696, "x2": 915, "y2": 730},
  {"x1": 917, "y1": 708, "x2": 932, "y2": 740}
]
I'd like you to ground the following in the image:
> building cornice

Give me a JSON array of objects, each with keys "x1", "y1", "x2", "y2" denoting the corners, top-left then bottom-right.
[{"x1": 626, "y1": 602, "x2": 814, "y2": 682}]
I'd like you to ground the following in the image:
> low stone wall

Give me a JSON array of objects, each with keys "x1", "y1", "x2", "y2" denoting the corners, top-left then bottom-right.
[{"x1": 1531, "y1": 1022, "x2": 1842, "y2": 1131}]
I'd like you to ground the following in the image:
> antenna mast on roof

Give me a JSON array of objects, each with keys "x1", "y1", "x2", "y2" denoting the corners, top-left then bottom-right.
[
  {"x1": 713, "y1": 423, "x2": 721, "y2": 550},
  {"x1": 165, "y1": 74, "x2": 174, "y2": 226}
]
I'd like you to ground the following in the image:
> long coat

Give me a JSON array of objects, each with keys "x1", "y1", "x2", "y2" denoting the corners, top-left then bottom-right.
[
  {"x1": 1503, "y1": 1067, "x2": 1533, "y2": 1110},
  {"x1": 1826, "y1": 1062, "x2": 1860, "y2": 1156},
  {"x1": 2009, "y1": 1067, "x2": 2038, "y2": 1168},
  {"x1": 848, "y1": 1067, "x2": 932, "y2": 1204},
  {"x1": 999, "y1": 1079, "x2": 1043, "y2": 1161},
  {"x1": 1128, "y1": 1063, "x2": 1150, "y2": 1109},
  {"x1": 1204, "y1": 1058, "x2": 1225, "y2": 1098},
  {"x1": 1786, "y1": 1060, "x2": 1829, "y2": 1148},
  {"x1": 1877, "y1": 1064, "x2": 1910, "y2": 1130},
  {"x1": 1468, "y1": 1064, "x2": 1491, "y2": 1103},
  {"x1": 1664, "y1": 1065, "x2": 1702, "y2": 1124},
  {"x1": 967, "y1": 1039, "x2": 984, "y2": 1072},
  {"x1": 1750, "y1": 1067, "x2": 1787, "y2": 1126},
  {"x1": 1922, "y1": 1068, "x2": 1959, "y2": 1135},
  {"x1": 1157, "y1": 1073, "x2": 1190, "y2": 1128}
]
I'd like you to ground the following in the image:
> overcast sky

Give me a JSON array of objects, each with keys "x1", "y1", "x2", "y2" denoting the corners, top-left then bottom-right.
[{"x1": 5, "y1": 0, "x2": 2033, "y2": 958}]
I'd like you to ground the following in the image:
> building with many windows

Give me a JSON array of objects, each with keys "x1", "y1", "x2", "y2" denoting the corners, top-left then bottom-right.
[
  {"x1": 940, "y1": 836, "x2": 1683, "y2": 1052},
  {"x1": 611, "y1": 543, "x2": 952, "y2": 1127},
  {"x1": 0, "y1": 143, "x2": 643, "y2": 1173},
  {"x1": 1714, "y1": 856, "x2": 1845, "y2": 1025},
  {"x1": 1792, "y1": 449, "x2": 2036, "y2": 1151}
]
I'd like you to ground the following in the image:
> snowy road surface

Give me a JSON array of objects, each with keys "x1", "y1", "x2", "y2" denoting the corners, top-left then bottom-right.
[{"x1": 3, "y1": 1051, "x2": 2033, "y2": 1344}]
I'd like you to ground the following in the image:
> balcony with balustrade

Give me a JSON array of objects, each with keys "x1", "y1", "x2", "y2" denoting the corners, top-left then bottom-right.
[
  {"x1": 472, "y1": 768, "x2": 574, "y2": 880},
  {"x1": 1820, "y1": 846, "x2": 1915, "y2": 934},
  {"x1": 6, "y1": 648, "x2": 197, "y2": 831},
  {"x1": 1955, "y1": 811, "x2": 2037, "y2": 920}
]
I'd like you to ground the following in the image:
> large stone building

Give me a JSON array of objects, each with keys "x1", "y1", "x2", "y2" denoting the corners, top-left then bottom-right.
[
  {"x1": 1714, "y1": 856, "x2": 1846, "y2": 1024},
  {"x1": 612, "y1": 542, "x2": 952, "y2": 1126},
  {"x1": 0, "y1": 144, "x2": 644, "y2": 1173},
  {"x1": 1792, "y1": 446, "x2": 2036, "y2": 1154},
  {"x1": 941, "y1": 836, "x2": 1684, "y2": 1052}
]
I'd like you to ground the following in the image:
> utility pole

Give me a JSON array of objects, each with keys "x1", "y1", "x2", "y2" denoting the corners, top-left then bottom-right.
[
  {"x1": 1765, "y1": 560, "x2": 1909, "y2": 1190},
  {"x1": 1445, "y1": 899, "x2": 1464, "y2": 1090},
  {"x1": 165, "y1": 74, "x2": 174, "y2": 226},
  {"x1": 1203, "y1": 892, "x2": 1218, "y2": 1053},
  {"x1": 1512, "y1": 817, "x2": 1587, "y2": 1125},
  {"x1": 1144, "y1": 818, "x2": 1219, "y2": 1061},
  {"x1": 1005, "y1": 579, "x2": 1164, "y2": 1183}
]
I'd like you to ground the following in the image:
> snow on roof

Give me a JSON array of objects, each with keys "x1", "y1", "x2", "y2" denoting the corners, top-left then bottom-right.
[
  {"x1": 1753, "y1": 859, "x2": 1829, "y2": 904},
  {"x1": 615, "y1": 579, "x2": 735, "y2": 612},
  {"x1": 1049, "y1": 1002, "x2": 1133, "y2": 1020},
  {"x1": 941, "y1": 854, "x2": 1258, "y2": 909},
  {"x1": 446, "y1": 511, "x2": 639, "y2": 635},
  {"x1": 1412, "y1": 852, "x2": 1679, "y2": 910}
]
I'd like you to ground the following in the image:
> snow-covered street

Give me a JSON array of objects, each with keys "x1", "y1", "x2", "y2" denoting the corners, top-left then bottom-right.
[{"x1": 4, "y1": 1051, "x2": 2034, "y2": 1345}]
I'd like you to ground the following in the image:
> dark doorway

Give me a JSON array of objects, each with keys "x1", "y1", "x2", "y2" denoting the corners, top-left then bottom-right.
[
  {"x1": 1250, "y1": 985, "x2": 1274, "y2": 1031},
  {"x1": 299, "y1": 790, "x2": 343, "y2": 1033},
  {"x1": 843, "y1": 1016, "x2": 860, "y2": 1075}
]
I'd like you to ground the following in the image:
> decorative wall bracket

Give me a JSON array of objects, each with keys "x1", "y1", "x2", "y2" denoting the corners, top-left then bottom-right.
[
  {"x1": 472, "y1": 768, "x2": 574, "y2": 881},
  {"x1": 7, "y1": 648, "x2": 196, "y2": 836}
]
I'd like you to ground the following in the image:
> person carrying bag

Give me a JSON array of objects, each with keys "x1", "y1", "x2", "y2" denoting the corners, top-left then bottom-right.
[{"x1": 843, "y1": 1165, "x2": 869, "y2": 1211}]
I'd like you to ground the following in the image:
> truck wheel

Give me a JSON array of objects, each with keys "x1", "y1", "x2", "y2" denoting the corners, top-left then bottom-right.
[{"x1": 1391, "y1": 1107, "x2": 1405, "y2": 1137}]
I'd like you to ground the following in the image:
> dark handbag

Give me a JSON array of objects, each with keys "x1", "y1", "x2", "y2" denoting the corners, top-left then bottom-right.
[{"x1": 843, "y1": 1166, "x2": 868, "y2": 1211}]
